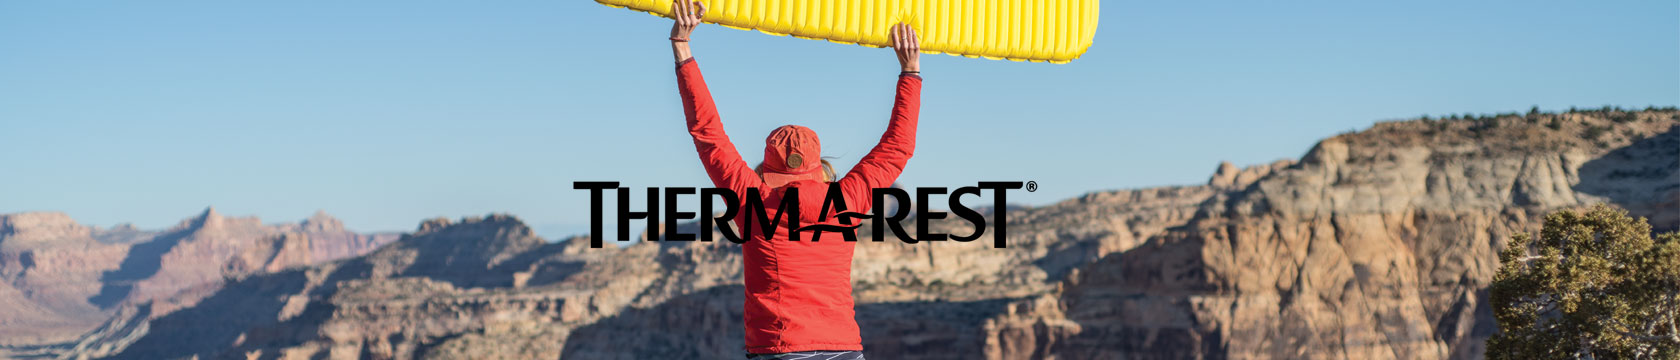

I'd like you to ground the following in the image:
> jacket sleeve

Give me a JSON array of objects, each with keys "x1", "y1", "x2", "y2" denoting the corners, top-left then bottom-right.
[
  {"x1": 677, "y1": 59, "x2": 763, "y2": 192},
  {"x1": 839, "y1": 73, "x2": 921, "y2": 210}
]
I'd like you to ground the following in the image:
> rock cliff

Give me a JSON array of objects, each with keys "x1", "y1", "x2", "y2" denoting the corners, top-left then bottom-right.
[
  {"x1": 48, "y1": 108, "x2": 1680, "y2": 359},
  {"x1": 0, "y1": 208, "x2": 397, "y2": 356}
]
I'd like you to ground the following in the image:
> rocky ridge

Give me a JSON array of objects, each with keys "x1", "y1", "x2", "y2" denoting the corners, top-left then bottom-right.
[
  {"x1": 0, "y1": 208, "x2": 398, "y2": 357},
  {"x1": 49, "y1": 108, "x2": 1680, "y2": 359}
]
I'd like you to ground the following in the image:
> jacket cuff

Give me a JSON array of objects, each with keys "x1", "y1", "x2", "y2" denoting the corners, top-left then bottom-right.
[
  {"x1": 676, "y1": 58, "x2": 696, "y2": 69},
  {"x1": 899, "y1": 72, "x2": 921, "y2": 80}
]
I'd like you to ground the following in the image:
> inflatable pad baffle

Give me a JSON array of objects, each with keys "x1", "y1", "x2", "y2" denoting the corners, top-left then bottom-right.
[{"x1": 597, "y1": 0, "x2": 1100, "y2": 63}]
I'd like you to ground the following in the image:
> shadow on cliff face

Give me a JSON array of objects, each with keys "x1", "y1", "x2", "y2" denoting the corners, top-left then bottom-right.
[
  {"x1": 399, "y1": 239, "x2": 580, "y2": 290},
  {"x1": 104, "y1": 270, "x2": 311, "y2": 360},
  {"x1": 372, "y1": 215, "x2": 551, "y2": 289},
  {"x1": 88, "y1": 229, "x2": 192, "y2": 308},
  {"x1": 1053, "y1": 234, "x2": 1227, "y2": 359},
  {"x1": 855, "y1": 298, "x2": 1013, "y2": 358},
  {"x1": 104, "y1": 260, "x2": 369, "y2": 360},
  {"x1": 559, "y1": 285, "x2": 1011, "y2": 359},
  {"x1": 560, "y1": 285, "x2": 745, "y2": 359},
  {"x1": 1031, "y1": 231, "x2": 1105, "y2": 284},
  {"x1": 1575, "y1": 124, "x2": 1680, "y2": 231}
]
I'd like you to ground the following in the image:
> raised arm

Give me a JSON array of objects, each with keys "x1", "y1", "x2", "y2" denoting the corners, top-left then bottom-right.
[
  {"x1": 668, "y1": 0, "x2": 702, "y2": 62},
  {"x1": 671, "y1": 0, "x2": 761, "y2": 192},
  {"x1": 840, "y1": 24, "x2": 922, "y2": 208}
]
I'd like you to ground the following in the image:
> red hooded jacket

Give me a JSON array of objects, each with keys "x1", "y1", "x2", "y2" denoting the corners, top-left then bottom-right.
[{"x1": 675, "y1": 58, "x2": 921, "y2": 354}]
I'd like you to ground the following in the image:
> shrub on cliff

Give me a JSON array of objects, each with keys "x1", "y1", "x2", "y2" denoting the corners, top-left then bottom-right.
[{"x1": 1489, "y1": 205, "x2": 1680, "y2": 359}]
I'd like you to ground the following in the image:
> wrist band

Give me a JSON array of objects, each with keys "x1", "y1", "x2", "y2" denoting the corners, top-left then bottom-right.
[
  {"x1": 902, "y1": 71, "x2": 919, "y2": 74},
  {"x1": 669, "y1": 37, "x2": 689, "y2": 42}
]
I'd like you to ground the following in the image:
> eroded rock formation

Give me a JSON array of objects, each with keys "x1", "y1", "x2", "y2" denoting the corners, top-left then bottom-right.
[
  {"x1": 42, "y1": 109, "x2": 1680, "y2": 359},
  {"x1": 0, "y1": 208, "x2": 397, "y2": 356}
]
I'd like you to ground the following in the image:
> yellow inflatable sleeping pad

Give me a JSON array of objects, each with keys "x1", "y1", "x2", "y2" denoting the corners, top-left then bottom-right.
[{"x1": 596, "y1": 0, "x2": 1099, "y2": 63}]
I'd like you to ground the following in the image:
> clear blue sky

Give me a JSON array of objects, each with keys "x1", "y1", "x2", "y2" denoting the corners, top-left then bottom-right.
[{"x1": 2, "y1": 1, "x2": 1675, "y2": 239}]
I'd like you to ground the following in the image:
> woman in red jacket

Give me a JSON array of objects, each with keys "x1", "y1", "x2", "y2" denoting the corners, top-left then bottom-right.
[{"x1": 667, "y1": 1, "x2": 921, "y2": 358}]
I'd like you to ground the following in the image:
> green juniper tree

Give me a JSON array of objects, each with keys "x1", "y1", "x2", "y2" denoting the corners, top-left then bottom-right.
[{"x1": 1490, "y1": 205, "x2": 1680, "y2": 359}]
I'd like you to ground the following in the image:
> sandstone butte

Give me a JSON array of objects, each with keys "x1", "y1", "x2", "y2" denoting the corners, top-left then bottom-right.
[{"x1": 5, "y1": 109, "x2": 1676, "y2": 359}]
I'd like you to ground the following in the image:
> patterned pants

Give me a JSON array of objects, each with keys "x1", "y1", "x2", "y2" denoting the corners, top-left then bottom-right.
[{"x1": 745, "y1": 350, "x2": 866, "y2": 360}]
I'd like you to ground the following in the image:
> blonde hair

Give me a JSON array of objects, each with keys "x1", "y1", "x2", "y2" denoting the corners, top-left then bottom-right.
[{"x1": 755, "y1": 159, "x2": 836, "y2": 182}]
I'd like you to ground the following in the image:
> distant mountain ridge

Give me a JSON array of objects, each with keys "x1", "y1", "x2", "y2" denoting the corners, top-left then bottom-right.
[
  {"x1": 0, "y1": 208, "x2": 398, "y2": 357},
  {"x1": 20, "y1": 108, "x2": 1680, "y2": 359}
]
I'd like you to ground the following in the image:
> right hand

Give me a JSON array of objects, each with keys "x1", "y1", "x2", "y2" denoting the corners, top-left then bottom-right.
[
  {"x1": 889, "y1": 23, "x2": 920, "y2": 72},
  {"x1": 670, "y1": 0, "x2": 706, "y2": 40}
]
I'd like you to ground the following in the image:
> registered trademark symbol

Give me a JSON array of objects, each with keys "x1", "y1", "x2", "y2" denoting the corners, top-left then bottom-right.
[{"x1": 1025, "y1": 181, "x2": 1037, "y2": 192}]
